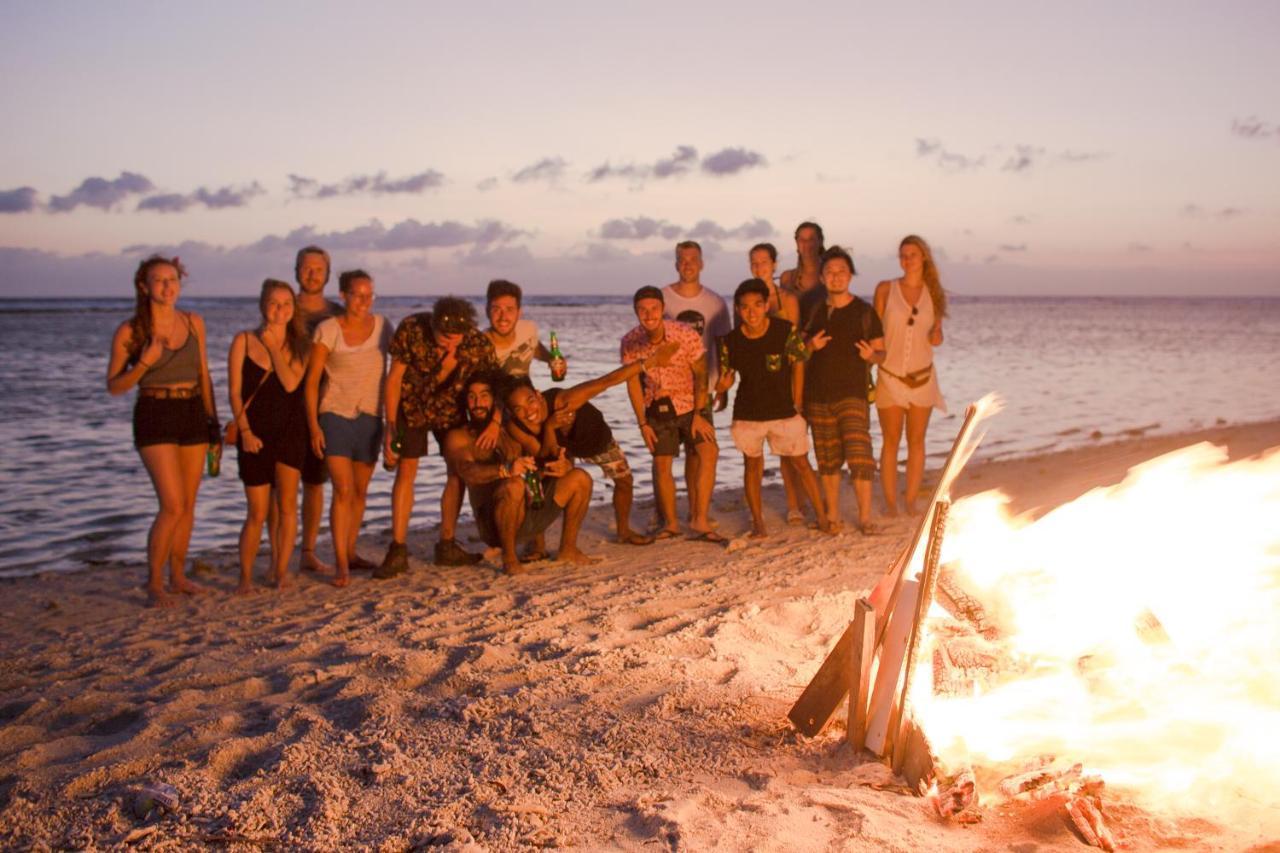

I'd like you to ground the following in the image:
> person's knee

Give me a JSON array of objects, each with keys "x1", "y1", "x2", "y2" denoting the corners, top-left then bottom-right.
[{"x1": 567, "y1": 468, "x2": 592, "y2": 497}]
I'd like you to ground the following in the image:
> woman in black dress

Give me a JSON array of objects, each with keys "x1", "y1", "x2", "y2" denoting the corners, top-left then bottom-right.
[{"x1": 228, "y1": 280, "x2": 309, "y2": 591}]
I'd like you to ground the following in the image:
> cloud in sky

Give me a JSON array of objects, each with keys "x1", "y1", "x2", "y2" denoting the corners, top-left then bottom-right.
[
  {"x1": 1009, "y1": 214, "x2": 1033, "y2": 225},
  {"x1": 137, "y1": 182, "x2": 265, "y2": 213},
  {"x1": 476, "y1": 177, "x2": 498, "y2": 192},
  {"x1": 1002, "y1": 144, "x2": 1046, "y2": 173},
  {"x1": 1230, "y1": 116, "x2": 1274, "y2": 139},
  {"x1": 49, "y1": 171, "x2": 154, "y2": 212},
  {"x1": 0, "y1": 187, "x2": 39, "y2": 213},
  {"x1": 1181, "y1": 203, "x2": 1247, "y2": 219},
  {"x1": 700, "y1": 147, "x2": 766, "y2": 176},
  {"x1": 998, "y1": 243, "x2": 1028, "y2": 252},
  {"x1": 599, "y1": 216, "x2": 773, "y2": 242},
  {"x1": 511, "y1": 157, "x2": 567, "y2": 184},
  {"x1": 585, "y1": 144, "x2": 764, "y2": 184},
  {"x1": 287, "y1": 170, "x2": 445, "y2": 200}
]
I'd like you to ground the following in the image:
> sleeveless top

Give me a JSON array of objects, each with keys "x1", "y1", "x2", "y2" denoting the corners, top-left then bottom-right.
[
  {"x1": 878, "y1": 279, "x2": 946, "y2": 412},
  {"x1": 542, "y1": 388, "x2": 614, "y2": 459},
  {"x1": 138, "y1": 314, "x2": 201, "y2": 387},
  {"x1": 239, "y1": 354, "x2": 307, "y2": 461}
]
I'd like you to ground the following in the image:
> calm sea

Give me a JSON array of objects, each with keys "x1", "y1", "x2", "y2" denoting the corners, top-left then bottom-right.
[{"x1": 2, "y1": 294, "x2": 1278, "y2": 578}]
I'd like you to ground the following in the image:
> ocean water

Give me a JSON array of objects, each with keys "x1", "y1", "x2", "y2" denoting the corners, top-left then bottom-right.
[{"x1": 2, "y1": 294, "x2": 1278, "y2": 578}]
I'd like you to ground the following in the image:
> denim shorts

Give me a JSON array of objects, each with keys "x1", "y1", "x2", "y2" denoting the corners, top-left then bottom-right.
[{"x1": 319, "y1": 412, "x2": 383, "y2": 464}]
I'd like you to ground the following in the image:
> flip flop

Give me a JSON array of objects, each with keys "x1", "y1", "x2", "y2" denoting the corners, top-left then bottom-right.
[
  {"x1": 687, "y1": 529, "x2": 729, "y2": 546},
  {"x1": 859, "y1": 521, "x2": 882, "y2": 536},
  {"x1": 651, "y1": 528, "x2": 680, "y2": 541},
  {"x1": 619, "y1": 532, "x2": 655, "y2": 546}
]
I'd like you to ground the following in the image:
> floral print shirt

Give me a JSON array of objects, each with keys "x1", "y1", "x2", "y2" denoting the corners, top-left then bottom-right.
[
  {"x1": 619, "y1": 320, "x2": 704, "y2": 416},
  {"x1": 389, "y1": 312, "x2": 498, "y2": 429}
]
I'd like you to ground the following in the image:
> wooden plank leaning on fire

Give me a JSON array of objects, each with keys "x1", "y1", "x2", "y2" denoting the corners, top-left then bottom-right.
[{"x1": 786, "y1": 396, "x2": 998, "y2": 739}]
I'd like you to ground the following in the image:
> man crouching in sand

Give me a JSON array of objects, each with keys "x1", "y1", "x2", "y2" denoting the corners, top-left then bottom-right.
[{"x1": 444, "y1": 371, "x2": 596, "y2": 575}]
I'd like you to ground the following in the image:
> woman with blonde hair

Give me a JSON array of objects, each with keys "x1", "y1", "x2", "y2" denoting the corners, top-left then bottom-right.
[
  {"x1": 872, "y1": 234, "x2": 948, "y2": 516},
  {"x1": 228, "y1": 280, "x2": 309, "y2": 592},
  {"x1": 304, "y1": 270, "x2": 391, "y2": 587},
  {"x1": 106, "y1": 256, "x2": 219, "y2": 607}
]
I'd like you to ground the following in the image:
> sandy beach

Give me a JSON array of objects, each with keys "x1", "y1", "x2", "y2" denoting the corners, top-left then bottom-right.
[{"x1": 2, "y1": 418, "x2": 1279, "y2": 852}]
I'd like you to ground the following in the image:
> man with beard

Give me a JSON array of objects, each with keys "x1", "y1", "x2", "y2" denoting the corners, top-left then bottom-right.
[
  {"x1": 379, "y1": 297, "x2": 499, "y2": 578},
  {"x1": 502, "y1": 341, "x2": 678, "y2": 546},
  {"x1": 294, "y1": 245, "x2": 347, "y2": 573},
  {"x1": 444, "y1": 372, "x2": 595, "y2": 575}
]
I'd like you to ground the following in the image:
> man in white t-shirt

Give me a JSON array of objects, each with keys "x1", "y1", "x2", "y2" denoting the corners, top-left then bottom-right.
[
  {"x1": 660, "y1": 241, "x2": 730, "y2": 525},
  {"x1": 484, "y1": 279, "x2": 566, "y2": 380}
]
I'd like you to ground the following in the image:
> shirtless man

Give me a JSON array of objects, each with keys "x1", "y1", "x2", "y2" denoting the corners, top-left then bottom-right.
[
  {"x1": 503, "y1": 341, "x2": 678, "y2": 546},
  {"x1": 444, "y1": 372, "x2": 596, "y2": 575},
  {"x1": 779, "y1": 221, "x2": 826, "y2": 302},
  {"x1": 293, "y1": 245, "x2": 345, "y2": 573}
]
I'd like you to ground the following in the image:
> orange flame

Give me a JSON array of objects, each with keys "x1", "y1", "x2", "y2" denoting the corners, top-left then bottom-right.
[{"x1": 910, "y1": 442, "x2": 1280, "y2": 832}]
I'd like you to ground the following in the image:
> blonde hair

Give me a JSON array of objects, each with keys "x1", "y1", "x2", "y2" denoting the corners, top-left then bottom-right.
[{"x1": 901, "y1": 234, "x2": 947, "y2": 318}]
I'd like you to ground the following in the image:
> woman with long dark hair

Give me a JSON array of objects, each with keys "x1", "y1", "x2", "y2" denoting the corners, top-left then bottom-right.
[
  {"x1": 304, "y1": 270, "x2": 391, "y2": 587},
  {"x1": 228, "y1": 280, "x2": 309, "y2": 591},
  {"x1": 106, "y1": 256, "x2": 219, "y2": 607},
  {"x1": 873, "y1": 235, "x2": 947, "y2": 516}
]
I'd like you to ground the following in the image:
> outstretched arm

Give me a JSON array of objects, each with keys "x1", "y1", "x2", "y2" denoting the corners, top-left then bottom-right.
[{"x1": 559, "y1": 340, "x2": 678, "y2": 411}]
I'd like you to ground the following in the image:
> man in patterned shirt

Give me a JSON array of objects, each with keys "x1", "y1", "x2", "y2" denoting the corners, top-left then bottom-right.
[
  {"x1": 621, "y1": 286, "x2": 723, "y2": 544},
  {"x1": 378, "y1": 296, "x2": 499, "y2": 577}
]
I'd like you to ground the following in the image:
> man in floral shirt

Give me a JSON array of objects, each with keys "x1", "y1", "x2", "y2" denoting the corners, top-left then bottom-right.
[
  {"x1": 378, "y1": 296, "x2": 499, "y2": 577},
  {"x1": 621, "y1": 286, "x2": 723, "y2": 545}
]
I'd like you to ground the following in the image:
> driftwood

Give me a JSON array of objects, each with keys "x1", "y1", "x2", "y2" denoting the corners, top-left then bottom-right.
[
  {"x1": 845, "y1": 599, "x2": 877, "y2": 750},
  {"x1": 1064, "y1": 796, "x2": 1116, "y2": 851},
  {"x1": 787, "y1": 619, "x2": 859, "y2": 737},
  {"x1": 863, "y1": 580, "x2": 919, "y2": 756}
]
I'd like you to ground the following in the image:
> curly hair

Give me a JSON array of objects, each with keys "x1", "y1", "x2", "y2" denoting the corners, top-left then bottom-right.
[
  {"x1": 900, "y1": 234, "x2": 948, "y2": 318},
  {"x1": 126, "y1": 255, "x2": 187, "y2": 365}
]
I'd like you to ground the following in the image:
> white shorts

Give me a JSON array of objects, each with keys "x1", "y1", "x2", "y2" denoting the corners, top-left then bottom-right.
[{"x1": 730, "y1": 414, "x2": 810, "y2": 458}]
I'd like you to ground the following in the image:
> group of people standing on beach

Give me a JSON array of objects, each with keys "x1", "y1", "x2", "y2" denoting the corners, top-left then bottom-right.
[{"x1": 107, "y1": 221, "x2": 948, "y2": 607}]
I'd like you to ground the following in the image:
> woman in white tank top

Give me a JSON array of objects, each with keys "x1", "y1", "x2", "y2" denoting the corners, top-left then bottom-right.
[{"x1": 872, "y1": 235, "x2": 948, "y2": 516}]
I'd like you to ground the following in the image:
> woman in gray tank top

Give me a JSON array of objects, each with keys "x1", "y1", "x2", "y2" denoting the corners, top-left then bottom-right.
[{"x1": 106, "y1": 255, "x2": 220, "y2": 608}]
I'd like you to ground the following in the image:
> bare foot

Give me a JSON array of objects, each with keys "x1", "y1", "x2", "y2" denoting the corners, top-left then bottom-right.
[
  {"x1": 330, "y1": 570, "x2": 350, "y2": 588},
  {"x1": 786, "y1": 509, "x2": 806, "y2": 526},
  {"x1": 826, "y1": 519, "x2": 847, "y2": 534},
  {"x1": 168, "y1": 578, "x2": 207, "y2": 596},
  {"x1": 519, "y1": 549, "x2": 550, "y2": 564},
  {"x1": 272, "y1": 571, "x2": 291, "y2": 590},
  {"x1": 749, "y1": 521, "x2": 769, "y2": 539},
  {"x1": 146, "y1": 585, "x2": 176, "y2": 608},
  {"x1": 859, "y1": 520, "x2": 882, "y2": 536},
  {"x1": 349, "y1": 554, "x2": 378, "y2": 573},
  {"x1": 300, "y1": 550, "x2": 332, "y2": 574},
  {"x1": 234, "y1": 581, "x2": 257, "y2": 596},
  {"x1": 503, "y1": 559, "x2": 532, "y2": 576},
  {"x1": 556, "y1": 548, "x2": 602, "y2": 565},
  {"x1": 883, "y1": 503, "x2": 900, "y2": 518},
  {"x1": 617, "y1": 531, "x2": 654, "y2": 546}
]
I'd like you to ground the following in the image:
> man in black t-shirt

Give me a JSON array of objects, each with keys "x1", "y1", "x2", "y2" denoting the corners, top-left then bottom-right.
[
  {"x1": 798, "y1": 247, "x2": 886, "y2": 535},
  {"x1": 716, "y1": 279, "x2": 831, "y2": 537}
]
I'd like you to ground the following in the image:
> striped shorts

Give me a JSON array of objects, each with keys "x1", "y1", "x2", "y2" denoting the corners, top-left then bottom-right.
[{"x1": 806, "y1": 397, "x2": 875, "y2": 479}]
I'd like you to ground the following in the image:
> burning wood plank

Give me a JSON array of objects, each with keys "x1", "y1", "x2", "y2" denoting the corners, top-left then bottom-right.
[
  {"x1": 998, "y1": 762, "x2": 1082, "y2": 798},
  {"x1": 930, "y1": 768, "x2": 977, "y2": 819},
  {"x1": 935, "y1": 564, "x2": 999, "y2": 638},
  {"x1": 1064, "y1": 796, "x2": 1116, "y2": 851}
]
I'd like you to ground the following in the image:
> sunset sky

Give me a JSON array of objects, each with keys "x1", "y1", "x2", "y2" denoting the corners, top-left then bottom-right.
[{"x1": 2, "y1": 1, "x2": 1277, "y2": 297}]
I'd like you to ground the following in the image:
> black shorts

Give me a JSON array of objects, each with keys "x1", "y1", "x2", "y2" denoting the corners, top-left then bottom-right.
[
  {"x1": 650, "y1": 410, "x2": 716, "y2": 457},
  {"x1": 133, "y1": 396, "x2": 208, "y2": 449},
  {"x1": 400, "y1": 425, "x2": 451, "y2": 460},
  {"x1": 475, "y1": 477, "x2": 560, "y2": 547}
]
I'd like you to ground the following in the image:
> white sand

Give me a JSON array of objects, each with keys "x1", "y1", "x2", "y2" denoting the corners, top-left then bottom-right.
[{"x1": 2, "y1": 419, "x2": 1279, "y2": 851}]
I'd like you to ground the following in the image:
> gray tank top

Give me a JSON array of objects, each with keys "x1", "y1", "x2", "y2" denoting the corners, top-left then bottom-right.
[{"x1": 138, "y1": 314, "x2": 201, "y2": 387}]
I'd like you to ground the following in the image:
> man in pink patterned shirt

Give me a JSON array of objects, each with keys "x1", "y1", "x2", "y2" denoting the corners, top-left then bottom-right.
[{"x1": 621, "y1": 286, "x2": 724, "y2": 544}]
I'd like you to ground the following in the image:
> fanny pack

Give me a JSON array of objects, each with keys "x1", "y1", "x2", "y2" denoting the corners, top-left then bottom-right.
[
  {"x1": 880, "y1": 364, "x2": 933, "y2": 389},
  {"x1": 646, "y1": 396, "x2": 678, "y2": 423}
]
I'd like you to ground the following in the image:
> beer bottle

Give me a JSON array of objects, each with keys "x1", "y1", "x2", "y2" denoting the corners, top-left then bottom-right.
[
  {"x1": 548, "y1": 331, "x2": 566, "y2": 382},
  {"x1": 206, "y1": 444, "x2": 221, "y2": 477},
  {"x1": 524, "y1": 468, "x2": 544, "y2": 510},
  {"x1": 385, "y1": 424, "x2": 404, "y2": 471}
]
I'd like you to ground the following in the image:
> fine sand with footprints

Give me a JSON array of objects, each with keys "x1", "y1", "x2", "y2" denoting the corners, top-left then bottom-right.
[{"x1": 2, "y1": 418, "x2": 1278, "y2": 851}]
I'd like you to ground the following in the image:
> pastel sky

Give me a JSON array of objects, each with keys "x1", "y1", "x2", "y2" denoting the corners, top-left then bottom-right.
[{"x1": 2, "y1": 0, "x2": 1277, "y2": 297}]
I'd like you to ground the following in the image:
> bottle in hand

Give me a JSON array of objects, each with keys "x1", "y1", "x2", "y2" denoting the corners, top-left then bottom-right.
[{"x1": 548, "y1": 331, "x2": 566, "y2": 382}]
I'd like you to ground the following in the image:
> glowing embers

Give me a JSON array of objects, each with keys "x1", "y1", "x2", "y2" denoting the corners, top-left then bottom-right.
[{"x1": 912, "y1": 442, "x2": 1280, "y2": 836}]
